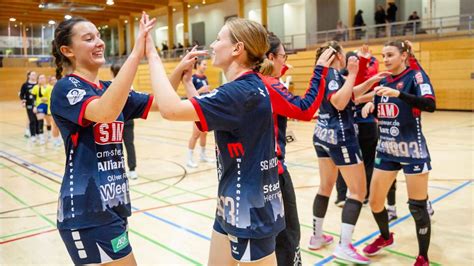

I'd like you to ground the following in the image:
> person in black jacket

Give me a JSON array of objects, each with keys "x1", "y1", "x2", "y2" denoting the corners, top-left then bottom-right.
[
  {"x1": 374, "y1": 5, "x2": 387, "y2": 37},
  {"x1": 19, "y1": 71, "x2": 38, "y2": 142},
  {"x1": 353, "y1": 10, "x2": 366, "y2": 40},
  {"x1": 387, "y1": 2, "x2": 398, "y2": 35}
]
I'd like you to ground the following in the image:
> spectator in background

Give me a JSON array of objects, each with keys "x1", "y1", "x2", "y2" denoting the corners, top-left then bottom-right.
[
  {"x1": 404, "y1": 11, "x2": 421, "y2": 34},
  {"x1": 0, "y1": 50, "x2": 3, "y2": 68},
  {"x1": 334, "y1": 20, "x2": 348, "y2": 41},
  {"x1": 387, "y1": 2, "x2": 398, "y2": 35},
  {"x1": 354, "y1": 10, "x2": 366, "y2": 40},
  {"x1": 374, "y1": 5, "x2": 387, "y2": 38}
]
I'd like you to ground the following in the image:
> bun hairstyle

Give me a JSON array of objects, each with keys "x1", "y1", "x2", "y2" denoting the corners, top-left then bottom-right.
[
  {"x1": 384, "y1": 40, "x2": 413, "y2": 56},
  {"x1": 51, "y1": 16, "x2": 89, "y2": 80},
  {"x1": 259, "y1": 32, "x2": 282, "y2": 76},
  {"x1": 225, "y1": 18, "x2": 269, "y2": 72},
  {"x1": 315, "y1": 41, "x2": 342, "y2": 64}
]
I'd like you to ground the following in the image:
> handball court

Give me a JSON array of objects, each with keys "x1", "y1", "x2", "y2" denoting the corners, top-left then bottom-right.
[{"x1": 0, "y1": 101, "x2": 472, "y2": 265}]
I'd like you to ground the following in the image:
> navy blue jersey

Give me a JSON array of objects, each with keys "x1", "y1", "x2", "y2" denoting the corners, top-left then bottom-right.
[
  {"x1": 190, "y1": 72, "x2": 284, "y2": 239},
  {"x1": 313, "y1": 68, "x2": 357, "y2": 148},
  {"x1": 375, "y1": 66, "x2": 435, "y2": 163},
  {"x1": 51, "y1": 74, "x2": 153, "y2": 230},
  {"x1": 192, "y1": 74, "x2": 208, "y2": 91},
  {"x1": 260, "y1": 65, "x2": 328, "y2": 174},
  {"x1": 354, "y1": 99, "x2": 376, "y2": 124}
]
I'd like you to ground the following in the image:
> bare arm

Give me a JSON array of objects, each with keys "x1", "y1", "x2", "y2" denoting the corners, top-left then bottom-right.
[
  {"x1": 84, "y1": 13, "x2": 155, "y2": 123},
  {"x1": 353, "y1": 71, "x2": 390, "y2": 98},
  {"x1": 330, "y1": 56, "x2": 358, "y2": 111}
]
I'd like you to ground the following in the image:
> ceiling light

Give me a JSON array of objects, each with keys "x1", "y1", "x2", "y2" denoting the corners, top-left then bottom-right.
[
  {"x1": 106, "y1": 0, "x2": 114, "y2": 6},
  {"x1": 14, "y1": 24, "x2": 18, "y2": 27},
  {"x1": 38, "y1": 3, "x2": 45, "y2": 8},
  {"x1": 26, "y1": 28, "x2": 29, "y2": 31},
  {"x1": 124, "y1": 20, "x2": 128, "y2": 24},
  {"x1": 195, "y1": 5, "x2": 199, "y2": 9},
  {"x1": 187, "y1": 4, "x2": 191, "y2": 8},
  {"x1": 48, "y1": 20, "x2": 56, "y2": 25},
  {"x1": 173, "y1": 8, "x2": 176, "y2": 12},
  {"x1": 19, "y1": 22, "x2": 23, "y2": 25},
  {"x1": 202, "y1": 0, "x2": 206, "y2": 4},
  {"x1": 64, "y1": 14, "x2": 72, "y2": 20},
  {"x1": 135, "y1": 17, "x2": 138, "y2": 21},
  {"x1": 9, "y1": 18, "x2": 16, "y2": 22}
]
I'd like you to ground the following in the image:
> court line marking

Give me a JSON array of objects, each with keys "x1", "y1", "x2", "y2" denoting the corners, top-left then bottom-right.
[
  {"x1": 0, "y1": 148, "x2": 462, "y2": 263},
  {"x1": 0, "y1": 165, "x2": 204, "y2": 265},
  {"x1": 0, "y1": 225, "x2": 51, "y2": 240},
  {"x1": 313, "y1": 179, "x2": 472, "y2": 266}
]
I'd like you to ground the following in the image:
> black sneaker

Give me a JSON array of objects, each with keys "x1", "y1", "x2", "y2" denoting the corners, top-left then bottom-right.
[{"x1": 334, "y1": 199, "x2": 345, "y2": 207}]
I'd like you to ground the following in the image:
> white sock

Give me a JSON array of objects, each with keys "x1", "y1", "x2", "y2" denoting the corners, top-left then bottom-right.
[
  {"x1": 387, "y1": 205, "x2": 396, "y2": 211},
  {"x1": 313, "y1": 216, "x2": 324, "y2": 238},
  {"x1": 187, "y1": 149, "x2": 194, "y2": 161},
  {"x1": 200, "y1": 146, "x2": 206, "y2": 157},
  {"x1": 340, "y1": 223, "x2": 355, "y2": 246}
]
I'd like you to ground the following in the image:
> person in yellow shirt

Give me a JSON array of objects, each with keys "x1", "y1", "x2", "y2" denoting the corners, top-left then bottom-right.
[{"x1": 30, "y1": 74, "x2": 53, "y2": 144}]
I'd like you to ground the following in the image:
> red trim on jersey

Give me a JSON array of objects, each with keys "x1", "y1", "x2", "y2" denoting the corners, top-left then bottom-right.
[
  {"x1": 69, "y1": 74, "x2": 104, "y2": 90},
  {"x1": 78, "y1": 96, "x2": 100, "y2": 127},
  {"x1": 71, "y1": 132, "x2": 79, "y2": 147},
  {"x1": 280, "y1": 64, "x2": 290, "y2": 77},
  {"x1": 141, "y1": 95, "x2": 154, "y2": 119},
  {"x1": 423, "y1": 95, "x2": 435, "y2": 100},
  {"x1": 408, "y1": 56, "x2": 420, "y2": 70},
  {"x1": 189, "y1": 97, "x2": 209, "y2": 132},
  {"x1": 327, "y1": 91, "x2": 336, "y2": 101},
  {"x1": 386, "y1": 67, "x2": 411, "y2": 83}
]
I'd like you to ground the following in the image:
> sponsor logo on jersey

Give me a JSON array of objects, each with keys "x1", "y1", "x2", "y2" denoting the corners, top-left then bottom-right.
[
  {"x1": 66, "y1": 89, "x2": 86, "y2": 105},
  {"x1": 415, "y1": 72, "x2": 424, "y2": 84},
  {"x1": 68, "y1": 77, "x2": 81, "y2": 87},
  {"x1": 328, "y1": 80, "x2": 339, "y2": 91},
  {"x1": 396, "y1": 81, "x2": 404, "y2": 90},
  {"x1": 227, "y1": 142, "x2": 244, "y2": 158},
  {"x1": 93, "y1": 122, "x2": 124, "y2": 145},
  {"x1": 390, "y1": 126, "x2": 400, "y2": 137},
  {"x1": 378, "y1": 103, "x2": 399, "y2": 118},
  {"x1": 419, "y1": 83, "x2": 432, "y2": 96}
]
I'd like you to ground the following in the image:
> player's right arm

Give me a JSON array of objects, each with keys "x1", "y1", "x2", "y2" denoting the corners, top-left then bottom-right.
[
  {"x1": 83, "y1": 13, "x2": 155, "y2": 123},
  {"x1": 330, "y1": 56, "x2": 358, "y2": 110}
]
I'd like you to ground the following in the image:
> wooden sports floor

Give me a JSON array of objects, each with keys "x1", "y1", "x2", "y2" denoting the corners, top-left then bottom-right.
[{"x1": 0, "y1": 101, "x2": 472, "y2": 265}]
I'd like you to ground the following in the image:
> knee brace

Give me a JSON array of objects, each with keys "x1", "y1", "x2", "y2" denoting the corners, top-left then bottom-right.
[{"x1": 408, "y1": 199, "x2": 430, "y2": 229}]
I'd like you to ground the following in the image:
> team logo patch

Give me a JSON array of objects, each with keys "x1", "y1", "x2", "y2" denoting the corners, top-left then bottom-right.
[
  {"x1": 419, "y1": 84, "x2": 432, "y2": 96},
  {"x1": 66, "y1": 89, "x2": 86, "y2": 105},
  {"x1": 396, "y1": 81, "x2": 404, "y2": 90},
  {"x1": 111, "y1": 231, "x2": 129, "y2": 253},
  {"x1": 328, "y1": 80, "x2": 339, "y2": 91},
  {"x1": 415, "y1": 72, "x2": 424, "y2": 84}
]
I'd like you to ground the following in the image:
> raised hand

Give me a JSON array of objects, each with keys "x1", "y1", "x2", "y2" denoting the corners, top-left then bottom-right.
[
  {"x1": 132, "y1": 12, "x2": 156, "y2": 59},
  {"x1": 347, "y1": 56, "x2": 359, "y2": 76},
  {"x1": 316, "y1": 48, "x2": 335, "y2": 67},
  {"x1": 369, "y1": 71, "x2": 391, "y2": 83},
  {"x1": 374, "y1": 86, "x2": 400, "y2": 97},
  {"x1": 176, "y1": 46, "x2": 208, "y2": 74},
  {"x1": 358, "y1": 44, "x2": 370, "y2": 59}
]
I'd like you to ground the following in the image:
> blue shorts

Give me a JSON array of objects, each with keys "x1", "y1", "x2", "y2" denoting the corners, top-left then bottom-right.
[
  {"x1": 314, "y1": 143, "x2": 363, "y2": 166},
  {"x1": 374, "y1": 157, "x2": 432, "y2": 175},
  {"x1": 36, "y1": 103, "x2": 48, "y2": 114},
  {"x1": 213, "y1": 219, "x2": 276, "y2": 262},
  {"x1": 58, "y1": 219, "x2": 132, "y2": 264}
]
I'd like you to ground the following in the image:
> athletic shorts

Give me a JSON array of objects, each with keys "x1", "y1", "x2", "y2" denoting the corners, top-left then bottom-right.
[
  {"x1": 58, "y1": 219, "x2": 132, "y2": 265},
  {"x1": 314, "y1": 143, "x2": 363, "y2": 166},
  {"x1": 36, "y1": 103, "x2": 48, "y2": 115},
  {"x1": 213, "y1": 219, "x2": 276, "y2": 262},
  {"x1": 374, "y1": 157, "x2": 432, "y2": 175}
]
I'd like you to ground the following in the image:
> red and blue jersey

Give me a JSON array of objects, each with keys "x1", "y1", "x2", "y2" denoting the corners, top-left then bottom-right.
[
  {"x1": 50, "y1": 74, "x2": 153, "y2": 230},
  {"x1": 259, "y1": 65, "x2": 328, "y2": 174},
  {"x1": 375, "y1": 64, "x2": 435, "y2": 163},
  {"x1": 313, "y1": 68, "x2": 357, "y2": 148},
  {"x1": 192, "y1": 74, "x2": 208, "y2": 91},
  {"x1": 190, "y1": 72, "x2": 284, "y2": 239}
]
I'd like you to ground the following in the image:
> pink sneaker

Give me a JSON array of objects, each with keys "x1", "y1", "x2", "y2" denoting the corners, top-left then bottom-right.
[
  {"x1": 308, "y1": 234, "x2": 334, "y2": 250},
  {"x1": 333, "y1": 243, "x2": 370, "y2": 264},
  {"x1": 414, "y1": 255, "x2": 429, "y2": 266},
  {"x1": 363, "y1": 233, "x2": 395, "y2": 256}
]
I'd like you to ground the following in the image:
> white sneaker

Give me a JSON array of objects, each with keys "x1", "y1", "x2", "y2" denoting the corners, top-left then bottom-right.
[
  {"x1": 200, "y1": 154, "x2": 215, "y2": 163},
  {"x1": 128, "y1": 170, "x2": 138, "y2": 180},
  {"x1": 53, "y1": 138, "x2": 62, "y2": 147},
  {"x1": 387, "y1": 206, "x2": 398, "y2": 222},
  {"x1": 30, "y1": 136, "x2": 37, "y2": 143},
  {"x1": 308, "y1": 234, "x2": 334, "y2": 250},
  {"x1": 427, "y1": 200, "x2": 434, "y2": 217},
  {"x1": 39, "y1": 134, "x2": 45, "y2": 145},
  {"x1": 333, "y1": 243, "x2": 370, "y2": 264},
  {"x1": 186, "y1": 159, "x2": 198, "y2": 168}
]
